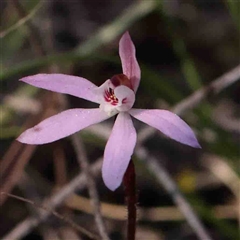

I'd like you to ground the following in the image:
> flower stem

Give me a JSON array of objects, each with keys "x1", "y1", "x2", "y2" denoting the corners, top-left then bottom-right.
[{"x1": 123, "y1": 160, "x2": 136, "y2": 240}]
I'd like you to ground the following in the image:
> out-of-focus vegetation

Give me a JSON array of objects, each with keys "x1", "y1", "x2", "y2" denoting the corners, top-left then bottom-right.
[{"x1": 1, "y1": 0, "x2": 239, "y2": 239}]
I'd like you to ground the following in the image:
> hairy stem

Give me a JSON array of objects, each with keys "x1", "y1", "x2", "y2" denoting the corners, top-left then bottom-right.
[{"x1": 123, "y1": 160, "x2": 137, "y2": 240}]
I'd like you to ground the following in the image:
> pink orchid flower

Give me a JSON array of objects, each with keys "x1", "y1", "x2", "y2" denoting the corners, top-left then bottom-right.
[{"x1": 17, "y1": 32, "x2": 200, "y2": 191}]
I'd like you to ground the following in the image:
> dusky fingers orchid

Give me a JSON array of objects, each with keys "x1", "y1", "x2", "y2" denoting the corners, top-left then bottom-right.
[{"x1": 17, "y1": 31, "x2": 200, "y2": 191}]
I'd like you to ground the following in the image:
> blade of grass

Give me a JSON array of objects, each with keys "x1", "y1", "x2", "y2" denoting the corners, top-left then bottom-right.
[
  {"x1": 225, "y1": 0, "x2": 240, "y2": 30},
  {"x1": 1, "y1": 0, "x2": 157, "y2": 81},
  {"x1": 0, "y1": 0, "x2": 43, "y2": 39},
  {"x1": 157, "y1": 0, "x2": 202, "y2": 91}
]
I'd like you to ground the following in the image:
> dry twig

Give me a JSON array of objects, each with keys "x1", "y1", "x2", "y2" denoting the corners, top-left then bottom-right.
[
  {"x1": 136, "y1": 147, "x2": 213, "y2": 240},
  {"x1": 66, "y1": 194, "x2": 238, "y2": 221},
  {"x1": 0, "y1": 192, "x2": 98, "y2": 240},
  {"x1": 173, "y1": 65, "x2": 240, "y2": 115},
  {"x1": 71, "y1": 135, "x2": 110, "y2": 240},
  {"x1": 2, "y1": 159, "x2": 103, "y2": 240}
]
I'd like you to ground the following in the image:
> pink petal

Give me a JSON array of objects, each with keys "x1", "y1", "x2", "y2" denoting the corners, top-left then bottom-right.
[
  {"x1": 17, "y1": 109, "x2": 110, "y2": 144},
  {"x1": 20, "y1": 74, "x2": 100, "y2": 103},
  {"x1": 102, "y1": 112, "x2": 137, "y2": 191},
  {"x1": 119, "y1": 32, "x2": 141, "y2": 93},
  {"x1": 129, "y1": 109, "x2": 201, "y2": 148}
]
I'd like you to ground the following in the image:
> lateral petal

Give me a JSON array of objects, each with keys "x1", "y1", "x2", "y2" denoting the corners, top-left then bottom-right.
[
  {"x1": 17, "y1": 108, "x2": 110, "y2": 144},
  {"x1": 20, "y1": 74, "x2": 100, "y2": 103},
  {"x1": 129, "y1": 109, "x2": 201, "y2": 148},
  {"x1": 102, "y1": 112, "x2": 137, "y2": 191}
]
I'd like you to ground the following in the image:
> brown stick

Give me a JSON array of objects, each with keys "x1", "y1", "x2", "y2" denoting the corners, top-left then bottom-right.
[{"x1": 123, "y1": 160, "x2": 137, "y2": 240}]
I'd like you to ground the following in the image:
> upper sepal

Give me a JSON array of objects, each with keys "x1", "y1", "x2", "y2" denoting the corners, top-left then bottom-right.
[{"x1": 119, "y1": 32, "x2": 141, "y2": 93}]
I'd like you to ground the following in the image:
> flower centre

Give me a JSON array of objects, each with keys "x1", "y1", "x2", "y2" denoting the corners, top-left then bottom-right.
[
  {"x1": 104, "y1": 88, "x2": 118, "y2": 106},
  {"x1": 96, "y1": 74, "x2": 135, "y2": 116}
]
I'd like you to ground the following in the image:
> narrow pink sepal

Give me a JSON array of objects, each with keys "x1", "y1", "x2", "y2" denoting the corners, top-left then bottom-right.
[
  {"x1": 20, "y1": 74, "x2": 100, "y2": 103},
  {"x1": 119, "y1": 32, "x2": 141, "y2": 93},
  {"x1": 102, "y1": 112, "x2": 137, "y2": 191},
  {"x1": 17, "y1": 108, "x2": 110, "y2": 144},
  {"x1": 129, "y1": 109, "x2": 201, "y2": 148}
]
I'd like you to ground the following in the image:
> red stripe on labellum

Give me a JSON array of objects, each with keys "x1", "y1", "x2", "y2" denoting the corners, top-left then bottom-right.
[
  {"x1": 104, "y1": 88, "x2": 119, "y2": 106},
  {"x1": 122, "y1": 98, "x2": 127, "y2": 104}
]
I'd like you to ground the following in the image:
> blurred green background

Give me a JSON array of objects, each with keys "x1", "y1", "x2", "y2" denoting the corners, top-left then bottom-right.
[{"x1": 1, "y1": 0, "x2": 239, "y2": 239}]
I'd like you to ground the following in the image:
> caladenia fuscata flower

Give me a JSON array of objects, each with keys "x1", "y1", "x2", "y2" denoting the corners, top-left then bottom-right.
[{"x1": 17, "y1": 32, "x2": 201, "y2": 191}]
